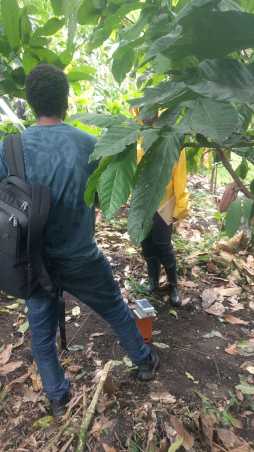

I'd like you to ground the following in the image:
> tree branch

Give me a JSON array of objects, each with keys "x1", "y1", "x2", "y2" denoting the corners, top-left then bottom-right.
[
  {"x1": 216, "y1": 149, "x2": 254, "y2": 200},
  {"x1": 180, "y1": 142, "x2": 254, "y2": 199}
]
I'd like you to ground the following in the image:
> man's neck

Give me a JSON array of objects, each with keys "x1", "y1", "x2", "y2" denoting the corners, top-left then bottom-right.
[{"x1": 37, "y1": 117, "x2": 63, "y2": 126}]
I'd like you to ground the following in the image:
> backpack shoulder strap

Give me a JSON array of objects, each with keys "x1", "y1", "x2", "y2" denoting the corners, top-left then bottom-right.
[{"x1": 4, "y1": 134, "x2": 25, "y2": 180}]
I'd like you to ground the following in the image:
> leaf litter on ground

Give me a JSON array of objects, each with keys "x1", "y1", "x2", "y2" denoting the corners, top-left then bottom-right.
[{"x1": 0, "y1": 343, "x2": 12, "y2": 366}]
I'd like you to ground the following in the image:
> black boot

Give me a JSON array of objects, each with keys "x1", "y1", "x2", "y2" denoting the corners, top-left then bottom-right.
[
  {"x1": 137, "y1": 348, "x2": 160, "y2": 381},
  {"x1": 168, "y1": 285, "x2": 182, "y2": 307},
  {"x1": 50, "y1": 392, "x2": 70, "y2": 417},
  {"x1": 145, "y1": 257, "x2": 161, "y2": 292},
  {"x1": 163, "y1": 262, "x2": 182, "y2": 307}
]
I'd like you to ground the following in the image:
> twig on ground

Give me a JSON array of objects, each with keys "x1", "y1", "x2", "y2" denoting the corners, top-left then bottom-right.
[
  {"x1": 212, "y1": 442, "x2": 232, "y2": 452},
  {"x1": 43, "y1": 392, "x2": 84, "y2": 452},
  {"x1": 75, "y1": 360, "x2": 114, "y2": 452},
  {"x1": 59, "y1": 434, "x2": 75, "y2": 452}
]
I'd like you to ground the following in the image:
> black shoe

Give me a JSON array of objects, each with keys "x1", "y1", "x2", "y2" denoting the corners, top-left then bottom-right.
[
  {"x1": 50, "y1": 392, "x2": 70, "y2": 417},
  {"x1": 169, "y1": 286, "x2": 182, "y2": 307},
  {"x1": 146, "y1": 257, "x2": 161, "y2": 292},
  {"x1": 137, "y1": 348, "x2": 160, "y2": 382}
]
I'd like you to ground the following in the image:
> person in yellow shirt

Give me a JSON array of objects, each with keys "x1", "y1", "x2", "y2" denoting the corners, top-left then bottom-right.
[{"x1": 137, "y1": 116, "x2": 189, "y2": 307}]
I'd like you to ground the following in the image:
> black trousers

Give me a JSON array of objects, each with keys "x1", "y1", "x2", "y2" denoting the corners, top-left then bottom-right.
[{"x1": 141, "y1": 213, "x2": 177, "y2": 284}]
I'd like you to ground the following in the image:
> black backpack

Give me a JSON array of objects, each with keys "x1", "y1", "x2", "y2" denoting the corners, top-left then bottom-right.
[
  {"x1": 0, "y1": 134, "x2": 53, "y2": 299},
  {"x1": 0, "y1": 134, "x2": 67, "y2": 349}
]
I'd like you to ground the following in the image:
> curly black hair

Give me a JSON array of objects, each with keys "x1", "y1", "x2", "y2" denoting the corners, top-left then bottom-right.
[{"x1": 25, "y1": 64, "x2": 69, "y2": 119}]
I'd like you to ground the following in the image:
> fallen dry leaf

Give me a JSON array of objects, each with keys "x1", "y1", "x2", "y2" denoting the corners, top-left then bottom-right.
[
  {"x1": 218, "y1": 287, "x2": 242, "y2": 297},
  {"x1": 227, "y1": 339, "x2": 254, "y2": 357},
  {"x1": 0, "y1": 344, "x2": 12, "y2": 366},
  {"x1": 29, "y1": 362, "x2": 42, "y2": 392},
  {"x1": 153, "y1": 342, "x2": 170, "y2": 350},
  {"x1": 0, "y1": 360, "x2": 23, "y2": 376},
  {"x1": 199, "y1": 413, "x2": 216, "y2": 450},
  {"x1": 218, "y1": 250, "x2": 234, "y2": 263},
  {"x1": 203, "y1": 330, "x2": 225, "y2": 340},
  {"x1": 185, "y1": 371, "x2": 199, "y2": 384},
  {"x1": 102, "y1": 445, "x2": 117, "y2": 452},
  {"x1": 146, "y1": 409, "x2": 157, "y2": 451},
  {"x1": 201, "y1": 288, "x2": 218, "y2": 309},
  {"x1": 33, "y1": 415, "x2": 53, "y2": 429},
  {"x1": 91, "y1": 417, "x2": 114, "y2": 440},
  {"x1": 150, "y1": 392, "x2": 176, "y2": 404},
  {"x1": 205, "y1": 302, "x2": 225, "y2": 317},
  {"x1": 170, "y1": 415, "x2": 194, "y2": 450},
  {"x1": 249, "y1": 301, "x2": 254, "y2": 311},
  {"x1": 103, "y1": 375, "x2": 118, "y2": 396},
  {"x1": 168, "y1": 436, "x2": 183, "y2": 452},
  {"x1": 159, "y1": 438, "x2": 170, "y2": 452},
  {"x1": 225, "y1": 344, "x2": 238, "y2": 355},
  {"x1": 180, "y1": 280, "x2": 197, "y2": 289},
  {"x1": 240, "y1": 361, "x2": 254, "y2": 375},
  {"x1": 68, "y1": 365, "x2": 82, "y2": 374},
  {"x1": 182, "y1": 297, "x2": 191, "y2": 306},
  {"x1": 23, "y1": 387, "x2": 40, "y2": 404},
  {"x1": 8, "y1": 372, "x2": 30, "y2": 388},
  {"x1": 13, "y1": 336, "x2": 24, "y2": 350},
  {"x1": 217, "y1": 428, "x2": 250, "y2": 451},
  {"x1": 223, "y1": 314, "x2": 249, "y2": 326},
  {"x1": 238, "y1": 339, "x2": 254, "y2": 356}
]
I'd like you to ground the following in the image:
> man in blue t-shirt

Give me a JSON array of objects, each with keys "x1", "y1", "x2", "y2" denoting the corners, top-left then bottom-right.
[{"x1": 0, "y1": 65, "x2": 159, "y2": 416}]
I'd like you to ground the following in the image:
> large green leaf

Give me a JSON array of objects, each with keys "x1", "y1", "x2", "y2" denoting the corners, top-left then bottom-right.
[
  {"x1": 35, "y1": 18, "x2": 65, "y2": 36},
  {"x1": 88, "y1": 1, "x2": 143, "y2": 50},
  {"x1": 23, "y1": 52, "x2": 39, "y2": 74},
  {"x1": 90, "y1": 124, "x2": 140, "y2": 161},
  {"x1": 142, "y1": 129, "x2": 160, "y2": 152},
  {"x1": 233, "y1": 147, "x2": 254, "y2": 165},
  {"x1": 219, "y1": 0, "x2": 243, "y2": 11},
  {"x1": 235, "y1": 158, "x2": 249, "y2": 179},
  {"x1": 0, "y1": 37, "x2": 11, "y2": 57},
  {"x1": 67, "y1": 65, "x2": 95, "y2": 82},
  {"x1": 188, "y1": 59, "x2": 254, "y2": 104},
  {"x1": 225, "y1": 200, "x2": 242, "y2": 237},
  {"x1": 20, "y1": 9, "x2": 32, "y2": 44},
  {"x1": 84, "y1": 157, "x2": 112, "y2": 207},
  {"x1": 11, "y1": 67, "x2": 26, "y2": 86},
  {"x1": 78, "y1": 0, "x2": 101, "y2": 25},
  {"x1": 112, "y1": 45, "x2": 135, "y2": 84},
  {"x1": 31, "y1": 48, "x2": 63, "y2": 67},
  {"x1": 185, "y1": 11, "x2": 254, "y2": 59},
  {"x1": 242, "y1": 198, "x2": 254, "y2": 223},
  {"x1": 151, "y1": 9, "x2": 254, "y2": 61},
  {"x1": 1, "y1": 0, "x2": 21, "y2": 50},
  {"x1": 130, "y1": 81, "x2": 192, "y2": 109},
  {"x1": 98, "y1": 147, "x2": 136, "y2": 219},
  {"x1": 51, "y1": 0, "x2": 64, "y2": 15},
  {"x1": 240, "y1": 0, "x2": 254, "y2": 13},
  {"x1": 179, "y1": 98, "x2": 239, "y2": 145},
  {"x1": 73, "y1": 113, "x2": 127, "y2": 128},
  {"x1": 172, "y1": 0, "x2": 220, "y2": 26},
  {"x1": 148, "y1": 28, "x2": 182, "y2": 59},
  {"x1": 128, "y1": 132, "x2": 180, "y2": 244}
]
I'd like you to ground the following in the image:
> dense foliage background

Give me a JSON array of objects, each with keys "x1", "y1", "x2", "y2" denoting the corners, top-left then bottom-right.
[{"x1": 0, "y1": 0, "x2": 254, "y2": 243}]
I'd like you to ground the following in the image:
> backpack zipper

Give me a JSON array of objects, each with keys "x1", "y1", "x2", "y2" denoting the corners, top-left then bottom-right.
[
  {"x1": 9, "y1": 215, "x2": 18, "y2": 227},
  {"x1": 21, "y1": 201, "x2": 29, "y2": 211}
]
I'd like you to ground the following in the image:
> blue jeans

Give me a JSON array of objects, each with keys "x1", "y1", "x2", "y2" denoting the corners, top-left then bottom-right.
[{"x1": 26, "y1": 252, "x2": 150, "y2": 401}]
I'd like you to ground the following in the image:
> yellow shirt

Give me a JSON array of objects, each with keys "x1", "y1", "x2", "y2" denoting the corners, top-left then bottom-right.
[{"x1": 137, "y1": 144, "x2": 189, "y2": 222}]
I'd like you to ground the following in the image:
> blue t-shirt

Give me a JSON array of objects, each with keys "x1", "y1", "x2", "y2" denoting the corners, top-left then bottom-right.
[{"x1": 0, "y1": 123, "x2": 99, "y2": 260}]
